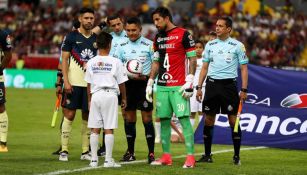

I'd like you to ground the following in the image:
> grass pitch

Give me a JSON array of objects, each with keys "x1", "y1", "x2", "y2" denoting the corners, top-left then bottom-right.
[{"x1": 0, "y1": 88, "x2": 306, "y2": 175}]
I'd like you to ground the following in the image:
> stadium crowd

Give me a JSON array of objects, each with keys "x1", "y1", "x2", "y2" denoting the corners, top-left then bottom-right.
[{"x1": 0, "y1": 0, "x2": 306, "y2": 67}]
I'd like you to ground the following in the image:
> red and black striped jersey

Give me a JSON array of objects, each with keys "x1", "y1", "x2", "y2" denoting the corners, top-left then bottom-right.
[{"x1": 153, "y1": 27, "x2": 195, "y2": 87}]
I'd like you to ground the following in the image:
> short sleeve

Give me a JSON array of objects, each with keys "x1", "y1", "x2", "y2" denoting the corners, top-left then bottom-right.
[
  {"x1": 84, "y1": 61, "x2": 93, "y2": 83},
  {"x1": 61, "y1": 33, "x2": 74, "y2": 52},
  {"x1": 116, "y1": 60, "x2": 128, "y2": 84},
  {"x1": 182, "y1": 31, "x2": 196, "y2": 58},
  {"x1": 237, "y1": 43, "x2": 248, "y2": 65},
  {"x1": 203, "y1": 43, "x2": 210, "y2": 63}
]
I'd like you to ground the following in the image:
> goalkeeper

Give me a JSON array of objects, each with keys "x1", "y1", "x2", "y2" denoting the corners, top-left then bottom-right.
[{"x1": 146, "y1": 7, "x2": 197, "y2": 168}]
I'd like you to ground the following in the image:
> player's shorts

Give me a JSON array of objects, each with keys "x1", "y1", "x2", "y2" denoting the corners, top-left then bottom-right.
[
  {"x1": 88, "y1": 89, "x2": 118, "y2": 129},
  {"x1": 125, "y1": 79, "x2": 153, "y2": 111},
  {"x1": 62, "y1": 86, "x2": 88, "y2": 112},
  {"x1": 0, "y1": 82, "x2": 6, "y2": 104},
  {"x1": 156, "y1": 86, "x2": 190, "y2": 118},
  {"x1": 190, "y1": 86, "x2": 205, "y2": 113},
  {"x1": 202, "y1": 77, "x2": 239, "y2": 116}
]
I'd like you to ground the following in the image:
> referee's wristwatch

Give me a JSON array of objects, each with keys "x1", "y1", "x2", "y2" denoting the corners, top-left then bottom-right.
[
  {"x1": 196, "y1": 85, "x2": 202, "y2": 90},
  {"x1": 241, "y1": 88, "x2": 248, "y2": 93}
]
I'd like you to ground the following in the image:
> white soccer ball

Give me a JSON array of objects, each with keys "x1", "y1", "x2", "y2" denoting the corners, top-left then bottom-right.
[{"x1": 125, "y1": 59, "x2": 143, "y2": 78}]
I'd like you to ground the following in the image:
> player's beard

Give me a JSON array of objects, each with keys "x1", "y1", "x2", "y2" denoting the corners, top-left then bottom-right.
[
  {"x1": 157, "y1": 24, "x2": 167, "y2": 32},
  {"x1": 82, "y1": 23, "x2": 93, "y2": 31}
]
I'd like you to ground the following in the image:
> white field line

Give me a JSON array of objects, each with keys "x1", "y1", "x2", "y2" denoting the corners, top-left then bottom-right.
[{"x1": 37, "y1": 146, "x2": 267, "y2": 175}]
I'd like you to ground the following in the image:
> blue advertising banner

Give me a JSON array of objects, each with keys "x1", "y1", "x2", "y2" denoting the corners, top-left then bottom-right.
[{"x1": 194, "y1": 64, "x2": 307, "y2": 150}]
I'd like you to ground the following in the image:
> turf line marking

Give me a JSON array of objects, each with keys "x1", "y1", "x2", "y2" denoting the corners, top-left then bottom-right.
[{"x1": 37, "y1": 146, "x2": 267, "y2": 175}]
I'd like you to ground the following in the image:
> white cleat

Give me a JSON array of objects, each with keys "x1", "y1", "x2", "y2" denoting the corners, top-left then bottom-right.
[
  {"x1": 80, "y1": 151, "x2": 91, "y2": 160},
  {"x1": 104, "y1": 159, "x2": 121, "y2": 168},
  {"x1": 59, "y1": 151, "x2": 68, "y2": 161},
  {"x1": 89, "y1": 160, "x2": 99, "y2": 167}
]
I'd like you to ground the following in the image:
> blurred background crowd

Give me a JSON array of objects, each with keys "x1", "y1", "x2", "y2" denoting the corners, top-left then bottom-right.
[{"x1": 0, "y1": 0, "x2": 306, "y2": 69}]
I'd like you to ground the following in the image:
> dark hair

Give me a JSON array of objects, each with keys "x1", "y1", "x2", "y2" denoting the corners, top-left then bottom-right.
[
  {"x1": 151, "y1": 7, "x2": 173, "y2": 22},
  {"x1": 79, "y1": 7, "x2": 95, "y2": 15},
  {"x1": 218, "y1": 16, "x2": 233, "y2": 28},
  {"x1": 107, "y1": 13, "x2": 122, "y2": 24},
  {"x1": 209, "y1": 31, "x2": 217, "y2": 36},
  {"x1": 195, "y1": 40, "x2": 204, "y2": 47},
  {"x1": 96, "y1": 32, "x2": 113, "y2": 49},
  {"x1": 126, "y1": 17, "x2": 141, "y2": 27}
]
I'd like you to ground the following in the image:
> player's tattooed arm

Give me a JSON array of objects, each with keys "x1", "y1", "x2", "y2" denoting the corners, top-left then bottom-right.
[
  {"x1": 188, "y1": 56, "x2": 197, "y2": 75},
  {"x1": 149, "y1": 61, "x2": 159, "y2": 80}
]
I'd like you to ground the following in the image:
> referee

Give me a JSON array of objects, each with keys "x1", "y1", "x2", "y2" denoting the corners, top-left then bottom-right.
[{"x1": 196, "y1": 16, "x2": 248, "y2": 165}]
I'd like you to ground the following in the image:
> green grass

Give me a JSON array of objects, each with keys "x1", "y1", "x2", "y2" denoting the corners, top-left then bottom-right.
[{"x1": 0, "y1": 88, "x2": 306, "y2": 175}]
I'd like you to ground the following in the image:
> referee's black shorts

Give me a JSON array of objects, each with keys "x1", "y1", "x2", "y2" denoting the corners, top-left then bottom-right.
[
  {"x1": 125, "y1": 79, "x2": 153, "y2": 112},
  {"x1": 202, "y1": 77, "x2": 239, "y2": 116}
]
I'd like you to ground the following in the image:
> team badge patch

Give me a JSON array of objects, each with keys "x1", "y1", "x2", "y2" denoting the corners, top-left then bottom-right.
[{"x1": 93, "y1": 42, "x2": 97, "y2": 49}]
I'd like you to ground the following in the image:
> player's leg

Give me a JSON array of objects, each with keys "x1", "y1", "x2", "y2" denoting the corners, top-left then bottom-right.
[
  {"x1": 80, "y1": 87, "x2": 91, "y2": 160},
  {"x1": 0, "y1": 83, "x2": 8, "y2": 152},
  {"x1": 52, "y1": 115, "x2": 64, "y2": 155},
  {"x1": 190, "y1": 90, "x2": 198, "y2": 128},
  {"x1": 172, "y1": 91, "x2": 195, "y2": 168},
  {"x1": 120, "y1": 110, "x2": 137, "y2": 161},
  {"x1": 89, "y1": 128, "x2": 101, "y2": 167},
  {"x1": 151, "y1": 91, "x2": 172, "y2": 166},
  {"x1": 221, "y1": 80, "x2": 241, "y2": 165},
  {"x1": 102, "y1": 91, "x2": 120, "y2": 168},
  {"x1": 154, "y1": 118, "x2": 161, "y2": 143}
]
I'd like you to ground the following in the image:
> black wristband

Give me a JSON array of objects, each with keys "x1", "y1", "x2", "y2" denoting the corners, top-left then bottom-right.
[
  {"x1": 241, "y1": 88, "x2": 248, "y2": 93},
  {"x1": 55, "y1": 83, "x2": 62, "y2": 88},
  {"x1": 196, "y1": 85, "x2": 202, "y2": 90}
]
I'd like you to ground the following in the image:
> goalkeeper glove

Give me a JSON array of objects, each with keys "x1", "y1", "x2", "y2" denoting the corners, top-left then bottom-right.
[
  {"x1": 179, "y1": 74, "x2": 194, "y2": 99},
  {"x1": 145, "y1": 79, "x2": 154, "y2": 103}
]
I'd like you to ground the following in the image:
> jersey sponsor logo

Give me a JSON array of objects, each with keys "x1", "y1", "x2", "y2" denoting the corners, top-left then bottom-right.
[
  {"x1": 141, "y1": 41, "x2": 150, "y2": 46},
  {"x1": 120, "y1": 41, "x2": 129, "y2": 46},
  {"x1": 91, "y1": 62, "x2": 113, "y2": 72},
  {"x1": 209, "y1": 41, "x2": 217, "y2": 46},
  {"x1": 158, "y1": 44, "x2": 175, "y2": 49},
  {"x1": 131, "y1": 50, "x2": 136, "y2": 54},
  {"x1": 158, "y1": 72, "x2": 178, "y2": 84},
  {"x1": 228, "y1": 41, "x2": 237, "y2": 46},
  {"x1": 81, "y1": 49, "x2": 95, "y2": 59},
  {"x1": 157, "y1": 36, "x2": 179, "y2": 42}
]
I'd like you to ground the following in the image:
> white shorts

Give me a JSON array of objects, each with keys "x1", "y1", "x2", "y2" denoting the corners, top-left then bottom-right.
[
  {"x1": 190, "y1": 87, "x2": 205, "y2": 113},
  {"x1": 88, "y1": 89, "x2": 118, "y2": 129}
]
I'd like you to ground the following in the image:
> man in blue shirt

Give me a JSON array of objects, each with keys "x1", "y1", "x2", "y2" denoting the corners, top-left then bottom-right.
[
  {"x1": 114, "y1": 17, "x2": 155, "y2": 164},
  {"x1": 196, "y1": 16, "x2": 248, "y2": 165}
]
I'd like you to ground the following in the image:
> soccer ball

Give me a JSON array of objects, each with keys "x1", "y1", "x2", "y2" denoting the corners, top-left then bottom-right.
[{"x1": 125, "y1": 59, "x2": 143, "y2": 78}]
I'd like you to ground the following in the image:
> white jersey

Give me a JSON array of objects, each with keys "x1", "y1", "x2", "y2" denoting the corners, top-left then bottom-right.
[
  {"x1": 85, "y1": 55, "x2": 128, "y2": 94},
  {"x1": 193, "y1": 58, "x2": 205, "y2": 86}
]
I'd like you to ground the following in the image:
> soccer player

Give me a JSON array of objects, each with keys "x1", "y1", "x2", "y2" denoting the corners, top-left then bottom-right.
[
  {"x1": 96, "y1": 13, "x2": 127, "y2": 157},
  {"x1": 146, "y1": 7, "x2": 197, "y2": 168},
  {"x1": 59, "y1": 7, "x2": 97, "y2": 161},
  {"x1": 85, "y1": 31, "x2": 128, "y2": 168},
  {"x1": 196, "y1": 16, "x2": 248, "y2": 165},
  {"x1": 0, "y1": 29, "x2": 12, "y2": 152},
  {"x1": 114, "y1": 17, "x2": 155, "y2": 164}
]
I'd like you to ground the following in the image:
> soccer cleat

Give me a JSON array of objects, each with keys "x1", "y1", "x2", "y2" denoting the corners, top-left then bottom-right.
[
  {"x1": 0, "y1": 145, "x2": 8, "y2": 152},
  {"x1": 150, "y1": 153, "x2": 172, "y2": 166},
  {"x1": 233, "y1": 155, "x2": 241, "y2": 165},
  {"x1": 154, "y1": 136, "x2": 161, "y2": 143},
  {"x1": 59, "y1": 151, "x2": 68, "y2": 161},
  {"x1": 104, "y1": 159, "x2": 121, "y2": 168},
  {"x1": 182, "y1": 155, "x2": 196, "y2": 168},
  {"x1": 97, "y1": 146, "x2": 105, "y2": 157},
  {"x1": 120, "y1": 151, "x2": 136, "y2": 162},
  {"x1": 80, "y1": 151, "x2": 92, "y2": 160},
  {"x1": 52, "y1": 146, "x2": 62, "y2": 155},
  {"x1": 89, "y1": 160, "x2": 99, "y2": 167},
  {"x1": 148, "y1": 153, "x2": 155, "y2": 164},
  {"x1": 196, "y1": 154, "x2": 213, "y2": 163}
]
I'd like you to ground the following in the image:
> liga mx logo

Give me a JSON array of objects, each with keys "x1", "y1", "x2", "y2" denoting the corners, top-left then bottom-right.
[{"x1": 280, "y1": 94, "x2": 307, "y2": 108}]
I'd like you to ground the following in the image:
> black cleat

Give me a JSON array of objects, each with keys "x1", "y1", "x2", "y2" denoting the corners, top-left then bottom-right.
[
  {"x1": 52, "y1": 146, "x2": 62, "y2": 155},
  {"x1": 148, "y1": 153, "x2": 155, "y2": 164},
  {"x1": 233, "y1": 155, "x2": 241, "y2": 165},
  {"x1": 97, "y1": 146, "x2": 105, "y2": 157},
  {"x1": 120, "y1": 151, "x2": 136, "y2": 162},
  {"x1": 197, "y1": 154, "x2": 213, "y2": 163}
]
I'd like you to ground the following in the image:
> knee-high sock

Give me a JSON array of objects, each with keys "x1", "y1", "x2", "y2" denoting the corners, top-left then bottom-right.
[
  {"x1": 61, "y1": 117, "x2": 73, "y2": 152},
  {"x1": 125, "y1": 122, "x2": 136, "y2": 154},
  {"x1": 105, "y1": 134, "x2": 114, "y2": 162},
  {"x1": 0, "y1": 111, "x2": 8, "y2": 143},
  {"x1": 231, "y1": 126, "x2": 241, "y2": 157},
  {"x1": 90, "y1": 133, "x2": 99, "y2": 161},
  {"x1": 179, "y1": 116, "x2": 194, "y2": 155},
  {"x1": 160, "y1": 118, "x2": 171, "y2": 153},
  {"x1": 143, "y1": 121, "x2": 155, "y2": 154},
  {"x1": 154, "y1": 122, "x2": 161, "y2": 138},
  {"x1": 203, "y1": 125, "x2": 214, "y2": 156},
  {"x1": 81, "y1": 120, "x2": 90, "y2": 153}
]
